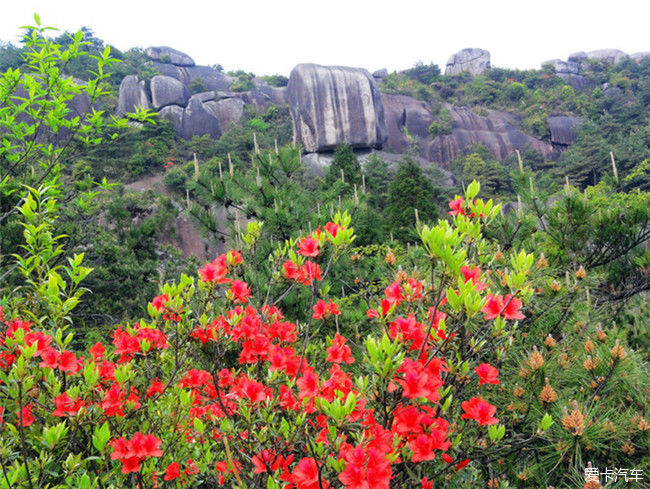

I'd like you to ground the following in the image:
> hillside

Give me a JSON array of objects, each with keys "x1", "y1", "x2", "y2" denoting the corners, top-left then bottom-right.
[{"x1": 0, "y1": 21, "x2": 649, "y2": 489}]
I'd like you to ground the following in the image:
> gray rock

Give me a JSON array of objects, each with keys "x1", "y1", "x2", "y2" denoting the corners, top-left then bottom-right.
[
  {"x1": 181, "y1": 95, "x2": 221, "y2": 140},
  {"x1": 302, "y1": 149, "x2": 455, "y2": 187},
  {"x1": 568, "y1": 51, "x2": 588, "y2": 63},
  {"x1": 372, "y1": 68, "x2": 389, "y2": 79},
  {"x1": 381, "y1": 93, "x2": 552, "y2": 166},
  {"x1": 287, "y1": 63, "x2": 387, "y2": 153},
  {"x1": 381, "y1": 93, "x2": 434, "y2": 155},
  {"x1": 145, "y1": 46, "x2": 195, "y2": 66},
  {"x1": 557, "y1": 73, "x2": 593, "y2": 91},
  {"x1": 204, "y1": 98, "x2": 245, "y2": 131},
  {"x1": 216, "y1": 90, "x2": 240, "y2": 99},
  {"x1": 151, "y1": 62, "x2": 235, "y2": 91},
  {"x1": 150, "y1": 75, "x2": 190, "y2": 109},
  {"x1": 631, "y1": 52, "x2": 650, "y2": 62},
  {"x1": 244, "y1": 79, "x2": 287, "y2": 107},
  {"x1": 542, "y1": 59, "x2": 579, "y2": 75},
  {"x1": 445, "y1": 48, "x2": 491, "y2": 76},
  {"x1": 158, "y1": 104, "x2": 184, "y2": 133},
  {"x1": 191, "y1": 91, "x2": 217, "y2": 103},
  {"x1": 585, "y1": 49, "x2": 627, "y2": 64},
  {"x1": 548, "y1": 115, "x2": 582, "y2": 146},
  {"x1": 117, "y1": 75, "x2": 150, "y2": 116}
]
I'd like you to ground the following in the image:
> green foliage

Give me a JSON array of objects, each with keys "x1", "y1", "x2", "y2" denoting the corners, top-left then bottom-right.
[
  {"x1": 402, "y1": 61, "x2": 441, "y2": 85},
  {"x1": 383, "y1": 156, "x2": 439, "y2": 241},
  {"x1": 229, "y1": 70, "x2": 255, "y2": 92},
  {"x1": 188, "y1": 77, "x2": 208, "y2": 94},
  {"x1": 428, "y1": 107, "x2": 453, "y2": 137},
  {"x1": 325, "y1": 144, "x2": 362, "y2": 189},
  {"x1": 262, "y1": 74, "x2": 289, "y2": 87}
]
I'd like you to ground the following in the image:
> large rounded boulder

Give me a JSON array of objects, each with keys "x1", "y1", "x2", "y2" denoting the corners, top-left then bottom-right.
[
  {"x1": 145, "y1": 46, "x2": 195, "y2": 66},
  {"x1": 150, "y1": 75, "x2": 190, "y2": 109},
  {"x1": 287, "y1": 63, "x2": 387, "y2": 153},
  {"x1": 117, "y1": 75, "x2": 151, "y2": 116},
  {"x1": 445, "y1": 48, "x2": 491, "y2": 76}
]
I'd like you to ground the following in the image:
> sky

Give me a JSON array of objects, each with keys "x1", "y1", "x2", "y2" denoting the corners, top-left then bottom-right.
[{"x1": 1, "y1": 0, "x2": 648, "y2": 76}]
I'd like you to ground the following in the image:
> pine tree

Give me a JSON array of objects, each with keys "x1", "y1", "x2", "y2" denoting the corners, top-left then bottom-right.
[{"x1": 383, "y1": 156, "x2": 439, "y2": 241}]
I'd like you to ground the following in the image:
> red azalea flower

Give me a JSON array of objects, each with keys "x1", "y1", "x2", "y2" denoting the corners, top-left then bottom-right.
[
  {"x1": 475, "y1": 363, "x2": 500, "y2": 385},
  {"x1": 184, "y1": 459, "x2": 199, "y2": 476},
  {"x1": 326, "y1": 334, "x2": 354, "y2": 364},
  {"x1": 146, "y1": 377, "x2": 165, "y2": 398},
  {"x1": 300, "y1": 261, "x2": 322, "y2": 284},
  {"x1": 102, "y1": 384, "x2": 126, "y2": 417},
  {"x1": 313, "y1": 300, "x2": 341, "y2": 320},
  {"x1": 283, "y1": 260, "x2": 303, "y2": 281},
  {"x1": 228, "y1": 280, "x2": 251, "y2": 303},
  {"x1": 460, "y1": 265, "x2": 486, "y2": 291},
  {"x1": 461, "y1": 397, "x2": 499, "y2": 425},
  {"x1": 384, "y1": 281, "x2": 403, "y2": 305},
  {"x1": 57, "y1": 350, "x2": 81, "y2": 374},
  {"x1": 39, "y1": 348, "x2": 59, "y2": 369},
  {"x1": 298, "y1": 236, "x2": 320, "y2": 257},
  {"x1": 226, "y1": 249, "x2": 243, "y2": 266},
  {"x1": 456, "y1": 458, "x2": 470, "y2": 471},
  {"x1": 448, "y1": 196, "x2": 466, "y2": 216},
  {"x1": 482, "y1": 294, "x2": 524, "y2": 320},
  {"x1": 198, "y1": 256, "x2": 228, "y2": 283},
  {"x1": 151, "y1": 294, "x2": 169, "y2": 312},
  {"x1": 53, "y1": 393, "x2": 82, "y2": 417},
  {"x1": 164, "y1": 462, "x2": 181, "y2": 481},
  {"x1": 421, "y1": 477, "x2": 433, "y2": 489},
  {"x1": 297, "y1": 371, "x2": 319, "y2": 399},
  {"x1": 18, "y1": 404, "x2": 34, "y2": 427},
  {"x1": 289, "y1": 458, "x2": 326, "y2": 489},
  {"x1": 89, "y1": 342, "x2": 105, "y2": 361},
  {"x1": 325, "y1": 222, "x2": 339, "y2": 238}
]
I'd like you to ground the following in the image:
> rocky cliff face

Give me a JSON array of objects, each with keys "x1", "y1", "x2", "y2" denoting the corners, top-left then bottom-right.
[
  {"x1": 287, "y1": 64, "x2": 387, "y2": 153},
  {"x1": 113, "y1": 47, "x2": 600, "y2": 166},
  {"x1": 543, "y1": 50, "x2": 649, "y2": 89},
  {"x1": 445, "y1": 48, "x2": 491, "y2": 76},
  {"x1": 381, "y1": 94, "x2": 554, "y2": 166}
]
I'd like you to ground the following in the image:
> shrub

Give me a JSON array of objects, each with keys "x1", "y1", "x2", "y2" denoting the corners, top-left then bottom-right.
[{"x1": 1, "y1": 183, "x2": 548, "y2": 488}]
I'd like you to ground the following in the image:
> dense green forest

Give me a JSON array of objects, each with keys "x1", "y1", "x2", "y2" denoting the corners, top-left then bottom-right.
[{"x1": 0, "y1": 20, "x2": 648, "y2": 489}]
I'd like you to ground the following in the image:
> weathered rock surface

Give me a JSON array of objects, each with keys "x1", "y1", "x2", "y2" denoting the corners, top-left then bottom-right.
[
  {"x1": 302, "y1": 149, "x2": 455, "y2": 186},
  {"x1": 372, "y1": 68, "x2": 389, "y2": 79},
  {"x1": 585, "y1": 49, "x2": 627, "y2": 64},
  {"x1": 631, "y1": 52, "x2": 650, "y2": 62},
  {"x1": 204, "y1": 98, "x2": 245, "y2": 131},
  {"x1": 567, "y1": 51, "x2": 588, "y2": 63},
  {"x1": 117, "y1": 75, "x2": 151, "y2": 116},
  {"x1": 150, "y1": 75, "x2": 190, "y2": 109},
  {"x1": 287, "y1": 63, "x2": 387, "y2": 153},
  {"x1": 548, "y1": 115, "x2": 582, "y2": 146},
  {"x1": 158, "y1": 104, "x2": 184, "y2": 132},
  {"x1": 542, "y1": 58, "x2": 592, "y2": 90},
  {"x1": 181, "y1": 95, "x2": 221, "y2": 140},
  {"x1": 244, "y1": 79, "x2": 287, "y2": 108},
  {"x1": 445, "y1": 48, "x2": 491, "y2": 76},
  {"x1": 542, "y1": 59, "x2": 579, "y2": 75},
  {"x1": 145, "y1": 46, "x2": 195, "y2": 66},
  {"x1": 382, "y1": 94, "x2": 553, "y2": 165},
  {"x1": 152, "y1": 62, "x2": 235, "y2": 92}
]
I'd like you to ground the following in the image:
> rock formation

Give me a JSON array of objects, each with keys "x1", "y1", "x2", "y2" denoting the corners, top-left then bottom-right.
[
  {"x1": 144, "y1": 46, "x2": 195, "y2": 67},
  {"x1": 287, "y1": 63, "x2": 387, "y2": 153},
  {"x1": 382, "y1": 94, "x2": 553, "y2": 166},
  {"x1": 150, "y1": 75, "x2": 190, "y2": 109},
  {"x1": 548, "y1": 116, "x2": 582, "y2": 147},
  {"x1": 117, "y1": 75, "x2": 151, "y2": 116},
  {"x1": 204, "y1": 98, "x2": 245, "y2": 131},
  {"x1": 445, "y1": 48, "x2": 491, "y2": 76}
]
